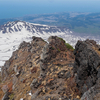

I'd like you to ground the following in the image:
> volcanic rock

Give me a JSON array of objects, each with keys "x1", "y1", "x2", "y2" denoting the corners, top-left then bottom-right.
[{"x1": 74, "y1": 39, "x2": 100, "y2": 96}]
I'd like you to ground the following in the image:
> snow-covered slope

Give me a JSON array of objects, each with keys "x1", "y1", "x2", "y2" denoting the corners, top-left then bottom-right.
[
  {"x1": 0, "y1": 20, "x2": 100, "y2": 67},
  {"x1": 0, "y1": 21, "x2": 69, "y2": 66}
]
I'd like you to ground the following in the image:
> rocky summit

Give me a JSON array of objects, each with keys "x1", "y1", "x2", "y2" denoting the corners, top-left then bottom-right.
[{"x1": 1, "y1": 36, "x2": 100, "y2": 100}]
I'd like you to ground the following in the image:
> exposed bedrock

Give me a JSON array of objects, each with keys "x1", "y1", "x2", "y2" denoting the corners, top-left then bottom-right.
[{"x1": 74, "y1": 39, "x2": 100, "y2": 99}]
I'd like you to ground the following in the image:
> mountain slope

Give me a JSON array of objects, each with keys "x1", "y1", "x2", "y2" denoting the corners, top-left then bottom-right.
[
  {"x1": 0, "y1": 20, "x2": 100, "y2": 67},
  {"x1": 0, "y1": 36, "x2": 75, "y2": 100},
  {"x1": 1, "y1": 36, "x2": 100, "y2": 100},
  {"x1": 0, "y1": 21, "x2": 69, "y2": 67}
]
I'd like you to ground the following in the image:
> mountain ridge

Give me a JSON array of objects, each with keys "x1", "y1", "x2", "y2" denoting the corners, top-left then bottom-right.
[
  {"x1": 0, "y1": 20, "x2": 72, "y2": 67},
  {"x1": 0, "y1": 20, "x2": 69, "y2": 34},
  {"x1": 0, "y1": 20, "x2": 100, "y2": 68},
  {"x1": 1, "y1": 36, "x2": 100, "y2": 100}
]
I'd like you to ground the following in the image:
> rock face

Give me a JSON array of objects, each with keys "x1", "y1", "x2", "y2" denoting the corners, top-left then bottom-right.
[
  {"x1": 1, "y1": 36, "x2": 100, "y2": 100},
  {"x1": 31, "y1": 36, "x2": 75, "y2": 100},
  {"x1": 0, "y1": 36, "x2": 76, "y2": 100},
  {"x1": 0, "y1": 36, "x2": 46, "y2": 100},
  {"x1": 73, "y1": 39, "x2": 100, "y2": 98},
  {"x1": 81, "y1": 82, "x2": 100, "y2": 100}
]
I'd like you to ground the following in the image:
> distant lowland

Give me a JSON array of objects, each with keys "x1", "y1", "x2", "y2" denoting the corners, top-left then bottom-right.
[{"x1": 0, "y1": 12, "x2": 100, "y2": 36}]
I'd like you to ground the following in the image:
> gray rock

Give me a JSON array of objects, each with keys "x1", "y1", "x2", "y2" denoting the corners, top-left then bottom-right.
[
  {"x1": 14, "y1": 65, "x2": 18, "y2": 73},
  {"x1": 74, "y1": 39, "x2": 100, "y2": 95},
  {"x1": 2, "y1": 92, "x2": 9, "y2": 100},
  {"x1": 30, "y1": 79, "x2": 41, "y2": 89},
  {"x1": 58, "y1": 70, "x2": 67, "y2": 78},
  {"x1": 31, "y1": 89, "x2": 42, "y2": 100},
  {"x1": 66, "y1": 71, "x2": 71, "y2": 79}
]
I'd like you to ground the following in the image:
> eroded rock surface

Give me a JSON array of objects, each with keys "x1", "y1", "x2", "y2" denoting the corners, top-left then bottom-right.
[
  {"x1": 0, "y1": 36, "x2": 46, "y2": 100},
  {"x1": 0, "y1": 36, "x2": 76, "y2": 100},
  {"x1": 74, "y1": 39, "x2": 100, "y2": 99},
  {"x1": 1, "y1": 37, "x2": 100, "y2": 100},
  {"x1": 31, "y1": 36, "x2": 75, "y2": 100}
]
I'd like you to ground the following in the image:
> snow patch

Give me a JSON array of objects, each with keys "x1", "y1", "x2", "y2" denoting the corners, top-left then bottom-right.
[
  {"x1": 29, "y1": 92, "x2": 32, "y2": 96},
  {"x1": 20, "y1": 98, "x2": 23, "y2": 100}
]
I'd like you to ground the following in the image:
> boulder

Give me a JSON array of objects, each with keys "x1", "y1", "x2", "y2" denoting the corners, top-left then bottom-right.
[{"x1": 74, "y1": 39, "x2": 100, "y2": 95}]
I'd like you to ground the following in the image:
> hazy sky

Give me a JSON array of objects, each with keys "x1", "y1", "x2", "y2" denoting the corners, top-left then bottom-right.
[{"x1": 0, "y1": 0, "x2": 100, "y2": 19}]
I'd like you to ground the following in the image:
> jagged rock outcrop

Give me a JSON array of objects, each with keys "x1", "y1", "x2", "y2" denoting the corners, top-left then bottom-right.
[
  {"x1": 0, "y1": 36, "x2": 46, "y2": 100},
  {"x1": 31, "y1": 36, "x2": 75, "y2": 100},
  {"x1": 81, "y1": 80, "x2": 100, "y2": 100},
  {"x1": 2, "y1": 36, "x2": 100, "y2": 100},
  {"x1": 41, "y1": 36, "x2": 67, "y2": 62},
  {"x1": 0, "y1": 36, "x2": 75, "y2": 100},
  {"x1": 74, "y1": 39, "x2": 100, "y2": 97}
]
